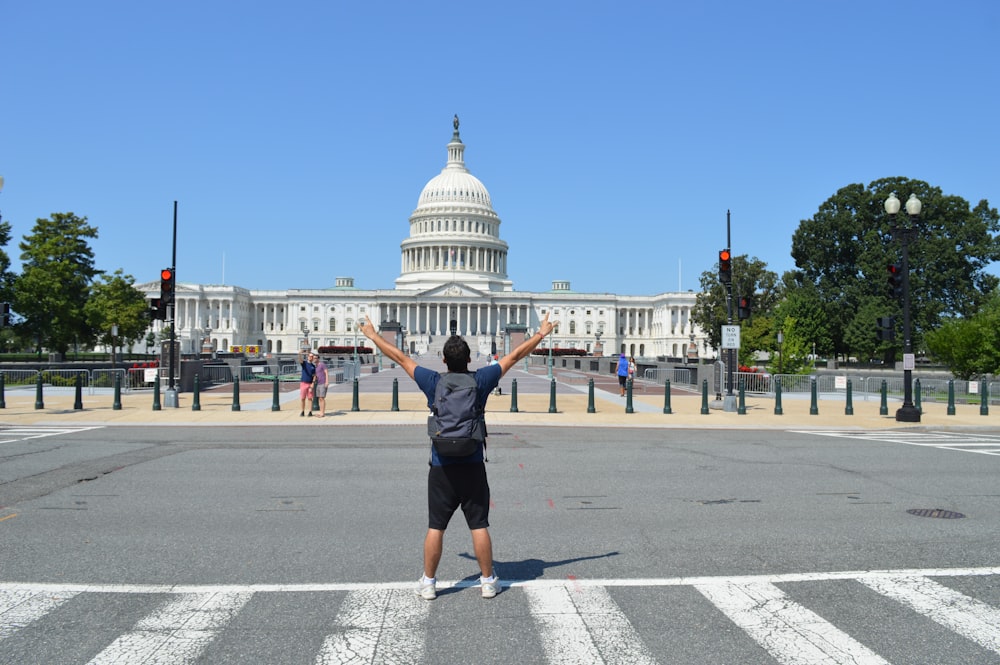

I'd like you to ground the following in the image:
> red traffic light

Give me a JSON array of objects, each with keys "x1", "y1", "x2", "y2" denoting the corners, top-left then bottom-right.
[
  {"x1": 160, "y1": 268, "x2": 174, "y2": 281},
  {"x1": 718, "y1": 249, "x2": 732, "y2": 283}
]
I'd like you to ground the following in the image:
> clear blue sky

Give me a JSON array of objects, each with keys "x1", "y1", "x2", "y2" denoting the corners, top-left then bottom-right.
[{"x1": 2, "y1": 1, "x2": 997, "y2": 296}]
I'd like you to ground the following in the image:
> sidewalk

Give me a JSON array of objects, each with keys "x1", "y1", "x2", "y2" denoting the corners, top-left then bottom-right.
[{"x1": 0, "y1": 364, "x2": 994, "y2": 430}]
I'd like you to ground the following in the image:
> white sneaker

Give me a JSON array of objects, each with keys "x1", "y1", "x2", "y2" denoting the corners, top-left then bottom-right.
[
  {"x1": 416, "y1": 576, "x2": 437, "y2": 600},
  {"x1": 480, "y1": 575, "x2": 500, "y2": 599}
]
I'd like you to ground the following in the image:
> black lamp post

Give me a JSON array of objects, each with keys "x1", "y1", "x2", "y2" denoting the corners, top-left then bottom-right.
[{"x1": 884, "y1": 192, "x2": 921, "y2": 423}]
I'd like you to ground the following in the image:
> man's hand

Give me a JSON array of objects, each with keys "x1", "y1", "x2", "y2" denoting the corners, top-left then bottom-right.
[
  {"x1": 537, "y1": 311, "x2": 556, "y2": 338},
  {"x1": 360, "y1": 315, "x2": 377, "y2": 340}
]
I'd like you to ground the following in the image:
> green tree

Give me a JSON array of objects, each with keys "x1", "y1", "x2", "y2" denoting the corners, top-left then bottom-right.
[
  {"x1": 774, "y1": 273, "x2": 836, "y2": 362},
  {"x1": 790, "y1": 178, "x2": 1000, "y2": 359},
  {"x1": 0, "y1": 214, "x2": 14, "y2": 305},
  {"x1": 84, "y1": 269, "x2": 150, "y2": 356},
  {"x1": 766, "y1": 316, "x2": 812, "y2": 375},
  {"x1": 693, "y1": 254, "x2": 782, "y2": 351},
  {"x1": 925, "y1": 290, "x2": 1000, "y2": 379},
  {"x1": 14, "y1": 212, "x2": 100, "y2": 358}
]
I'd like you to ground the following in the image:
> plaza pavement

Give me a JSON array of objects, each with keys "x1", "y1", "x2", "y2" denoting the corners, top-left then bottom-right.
[{"x1": 0, "y1": 362, "x2": 994, "y2": 431}]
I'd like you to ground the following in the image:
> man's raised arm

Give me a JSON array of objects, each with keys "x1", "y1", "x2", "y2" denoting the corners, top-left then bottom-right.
[
  {"x1": 360, "y1": 315, "x2": 418, "y2": 380},
  {"x1": 498, "y1": 312, "x2": 557, "y2": 376}
]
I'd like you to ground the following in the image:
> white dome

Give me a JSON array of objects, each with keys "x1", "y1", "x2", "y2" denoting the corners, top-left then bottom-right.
[{"x1": 417, "y1": 169, "x2": 492, "y2": 209}]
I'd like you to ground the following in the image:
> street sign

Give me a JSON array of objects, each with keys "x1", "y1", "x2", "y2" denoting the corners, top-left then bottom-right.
[{"x1": 721, "y1": 325, "x2": 741, "y2": 349}]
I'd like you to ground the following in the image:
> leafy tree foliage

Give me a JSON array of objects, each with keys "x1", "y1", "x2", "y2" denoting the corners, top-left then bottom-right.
[
  {"x1": 0, "y1": 215, "x2": 14, "y2": 305},
  {"x1": 765, "y1": 315, "x2": 813, "y2": 375},
  {"x1": 14, "y1": 213, "x2": 100, "y2": 358},
  {"x1": 790, "y1": 178, "x2": 1000, "y2": 361},
  {"x1": 925, "y1": 289, "x2": 1000, "y2": 379},
  {"x1": 84, "y1": 269, "x2": 150, "y2": 353},
  {"x1": 693, "y1": 254, "x2": 782, "y2": 352}
]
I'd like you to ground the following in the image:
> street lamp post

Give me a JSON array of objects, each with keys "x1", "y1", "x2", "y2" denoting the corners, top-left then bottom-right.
[
  {"x1": 777, "y1": 330, "x2": 784, "y2": 375},
  {"x1": 884, "y1": 192, "x2": 921, "y2": 423}
]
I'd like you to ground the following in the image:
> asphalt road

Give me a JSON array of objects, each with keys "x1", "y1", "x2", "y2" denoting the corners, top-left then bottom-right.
[{"x1": 2, "y1": 424, "x2": 999, "y2": 664}]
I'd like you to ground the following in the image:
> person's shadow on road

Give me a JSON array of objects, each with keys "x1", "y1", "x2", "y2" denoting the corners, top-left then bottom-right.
[{"x1": 441, "y1": 551, "x2": 619, "y2": 595}]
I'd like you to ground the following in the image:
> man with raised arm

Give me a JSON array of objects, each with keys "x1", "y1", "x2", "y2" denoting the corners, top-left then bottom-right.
[{"x1": 360, "y1": 313, "x2": 556, "y2": 600}]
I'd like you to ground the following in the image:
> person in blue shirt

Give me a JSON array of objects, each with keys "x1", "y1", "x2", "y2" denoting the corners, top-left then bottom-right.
[
  {"x1": 298, "y1": 349, "x2": 316, "y2": 416},
  {"x1": 361, "y1": 313, "x2": 556, "y2": 600},
  {"x1": 616, "y1": 353, "x2": 629, "y2": 396}
]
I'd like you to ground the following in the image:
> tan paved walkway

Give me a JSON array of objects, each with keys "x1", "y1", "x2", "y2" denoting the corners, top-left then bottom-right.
[{"x1": 0, "y1": 382, "x2": 993, "y2": 430}]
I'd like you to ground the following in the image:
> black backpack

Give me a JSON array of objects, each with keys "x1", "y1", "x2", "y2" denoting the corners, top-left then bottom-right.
[{"x1": 428, "y1": 372, "x2": 486, "y2": 458}]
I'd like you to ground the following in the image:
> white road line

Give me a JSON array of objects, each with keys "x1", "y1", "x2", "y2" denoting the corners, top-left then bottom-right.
[
  {"x1": 316, "y1": 588, "x2": 428, "y2": 665},
  {"x1": 858, "y1": 575, "x2": 1000, "y2": 655},
  {"x1": 0, "y1": 588, "x2": 80, "y2": 641},
  {"x1": 694, "y1": 580, "x2": 889, "y2": 665},
  {"x1": 87, "y1": 591, "x2": 251, "y2": 664},
  {"x1": 526, "y1": 585, "x2": 657, "y2": 665}
]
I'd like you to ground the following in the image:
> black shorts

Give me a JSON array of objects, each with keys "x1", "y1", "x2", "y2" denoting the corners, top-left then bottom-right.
[
  {"x1": 427, "y1": 463, "x2": 490, "y2": 531},
  {"x1": 618, "y1": 375, "x2": 627, "y2": 387}
]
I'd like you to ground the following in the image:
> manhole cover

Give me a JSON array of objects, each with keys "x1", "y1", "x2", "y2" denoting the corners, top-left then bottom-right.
[{"x1": 906, "y1": 508, "x2": 966, "y2": 519}]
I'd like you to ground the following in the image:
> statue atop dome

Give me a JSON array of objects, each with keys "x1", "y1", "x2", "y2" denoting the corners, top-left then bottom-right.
[{"x1": 453, "y1": 114, "x2": 459, "y2": 131}]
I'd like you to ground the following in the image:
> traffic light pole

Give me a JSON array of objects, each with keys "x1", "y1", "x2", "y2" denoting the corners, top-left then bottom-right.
[
  {"x1": 721, "y1": 210, "x2": 736, "y2": 413},
  {"x1": 164, "y1": 201, "x2": 179, "y2": 408}
]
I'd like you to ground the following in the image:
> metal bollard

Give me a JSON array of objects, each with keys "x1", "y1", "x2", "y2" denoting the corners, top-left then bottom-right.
[
  {"x1": 509, "y1": 379, "x2": 519, "y2": 413},
  {"x1": 153, "y1": 377, "x2": 162, "y2": 411},
  {"x1": 351, "y1": 377, "x2": 360, "y2": 412},
  {"x1": 845, "y1": 378, "x2": 854, "y2": 416},
  {"x1": 271, "y1": 376, "x2": 280, "y2": 412},
  {"x1": 35, "y1": 373, "x2": 44, "y2": 410},
  {"x1": 625, "y1": 379, "x2": 634, "y2": 414},
  {"x1": 193, "y1": 375, "x2": 202, "y2": 411},
  {"x1": 0, "y1": 372, "x2": 5, "y2": 409},
  {"x1": 809, "y1": 377, "x2": 818, "y2": 415},
  {"x1": 391, "y1": 378, "x2": 399, "y2": 412},
  {"x1": 311, "y1": 387, "x2": 320, "y2": 414},
  {"x1": 587, "y1": 378, "x2": 596, "y2": 414},
  {"x1": 662, "y1": 379, "x2": 672, "y2": 415},
  {"x1": 113, "y1": 372, "x2": 122, "y2": 411},
  {"x1": 879, "y1": 379, "x2": 888, "y2": 416},
  {"x1": 74, "y1": 373, "x2": 84, "y2": 410},
  {"x1": 548, "y1": 378, "x2": 557, "y2": 414},
  {"x1": 774, "y1": 376, "x2": 783, "y2": 415},
  {"x1": 947, "y1": 379, "x2": 956, "y2": 416},
  {"x1": 914, "y1": 378, "x2": 922, "y2": 413},
  {"x1": 981, "y1": 382, "x2": 990, "y2": 416},
  {"x1": 231, "y1": 376, "x2": 240, "y2": 411},
  {"x1": 737, "y1": 379, "x2": 746, "y2": 415},
  {"x1": 701, "y1": 379, "x2": 709, "y2": 415}
]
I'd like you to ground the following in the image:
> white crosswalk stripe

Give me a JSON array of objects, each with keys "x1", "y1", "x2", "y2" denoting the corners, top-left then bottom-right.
[
  {"x1": 793, "y1": 430, "x2": 1000, "y2": 456},
  {"x1": 0, "y1": 425, "x2": 103, "y2": 444},
  {"x1": 1, "y1": 568, "x2": 999, "y2": 663}
]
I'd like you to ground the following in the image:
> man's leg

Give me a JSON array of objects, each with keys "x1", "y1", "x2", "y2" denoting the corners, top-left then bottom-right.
[
  {"x1": 318, "y1": 396, "x2": 326, "y2": 417},
  {"x1": 471, "y1": 527, "x2": 493, "y2": 578},
  {"x1": 423, "y1": 528, "x2": 444, "y2": 579}
]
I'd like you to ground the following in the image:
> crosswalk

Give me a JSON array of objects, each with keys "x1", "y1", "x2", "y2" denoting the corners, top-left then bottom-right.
[
  {"x1": 0, "y1": 425, "x2": 103, "y2": 444},
  {"x1": 795, "y1": 430, "x2": 1000, "y2": 456},
  {"x1": 2, "y1": 567, "x2": 999, "y2": 664}
]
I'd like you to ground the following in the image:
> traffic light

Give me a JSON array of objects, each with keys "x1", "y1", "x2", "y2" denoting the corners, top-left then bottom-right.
[
  {"x1": 887, "y1": 264, "x2": 903, "y2": 298},
  {"x1": 878, "y1": 316, "x2": 896, "y2": 342},
  {"x1": 718, "y1": 249, "x2": 732, "y2": 284},
  {"x1": 149, "y1": 297, "x2": 167, "y2": 321},
  {"x1": 160, "y1": 268, "x2": 175, "y2": 305},
  {"x1": 737, "y1": 295, "x2": 751, "y2": 320}
]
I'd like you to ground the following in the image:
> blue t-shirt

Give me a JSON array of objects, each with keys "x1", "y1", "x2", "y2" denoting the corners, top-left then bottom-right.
[
  {"x1": 415, "y1": 364, "x2": 502, "y2": 466},
  {"x1": 300, "y1": 360, "x2": 316, "y2": 383}
]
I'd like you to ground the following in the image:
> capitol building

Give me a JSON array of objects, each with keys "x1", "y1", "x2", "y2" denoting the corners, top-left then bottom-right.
[{"x1": 144, "y1": 118, "x2": 708, "y2": 361}]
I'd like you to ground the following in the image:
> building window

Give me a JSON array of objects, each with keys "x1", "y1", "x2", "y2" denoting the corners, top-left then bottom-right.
[
  {"x1": 569, "y1": 321, "x2": 576, "y2": 334},
  {"x1": 329, "y1": 318, "x2": 337, "y2": 332}
]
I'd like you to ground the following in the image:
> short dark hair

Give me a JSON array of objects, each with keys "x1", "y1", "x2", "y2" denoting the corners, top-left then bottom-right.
[{"x1": 442, "y1": 335, "x2": 471, "y2": 372}]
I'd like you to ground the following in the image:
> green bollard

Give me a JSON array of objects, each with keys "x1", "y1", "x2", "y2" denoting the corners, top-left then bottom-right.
[
  {"x1": 113, "y1": 372, "x2": 122, "y2": 411},
  {"x1": 587, "y1": 378, "x2": 595, "y2": 414},
  {"x1": 737, "y1": 379, "x2": 746, "y2": 415},
  {"x1": 548, "y1": 378, "x2": 557, "y2": 414},
  {"x1": 701, "y1": 379, "x2": 710, "y2": 415},
  {"x1": 312, "y1": 386, "x2": 320, "y2": 413},
  {"x1": 625, "y1": 379, "x2": 634, "y2": 414},
  {"x1": 879, "y1": 379, "x2": 888, "y2": 416},
  {"x1": 231, "y1": 375, "x2": 240, "y2": 411},
  {"x1": 947, "y1": 379, "x2": 956, "y2": 416},
  {"x1": 351, "y1": 377, "x2": 360, "y2": 412},
  {"x1": 391, "y1": 378, "x2": 400, "y2": 412},
  {"x1": 153, "y1": 376, "x2": 162, "y2": 411},
  {"x1": 809, "y1": 377, "x2": 818, "y2": 415},
  {"x1": 74, "y1": 372, "x2": 84, "y2": 410},
  {"x1": 914, "y1": 378, "x2": 922, "y2": 413},
  {"x1": 509, "y1": 378, "x2": 519, "y2": 413},
  {"x1": 981, "y1": 381, "x2": 990, "y2": 416},
  {"x1": 35, "y1": 373, "x2": 44, "y2": 410},
  {"x1": 193, "y1": 374, "x2": 202, "y2": 411},
  {"x1": 271, "y1": 376, "x2": 280, "y2": 412},
  {"x1": 845, "y1": 378, "x2": 854, "y2": 415},
  {"x1": 774, "y1": 376, "x2": 783, "y2": 415},
  {"x1": 663, "y1": 379, "x2": 672, "y2": 415},
  {"x1": 0, "y1": 372, "x2": 6, "y2": 409}
]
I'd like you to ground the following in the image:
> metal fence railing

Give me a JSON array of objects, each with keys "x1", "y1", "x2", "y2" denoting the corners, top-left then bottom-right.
[{"x1": 642, "y1": 367, "x2": 696, "y2": 386}]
